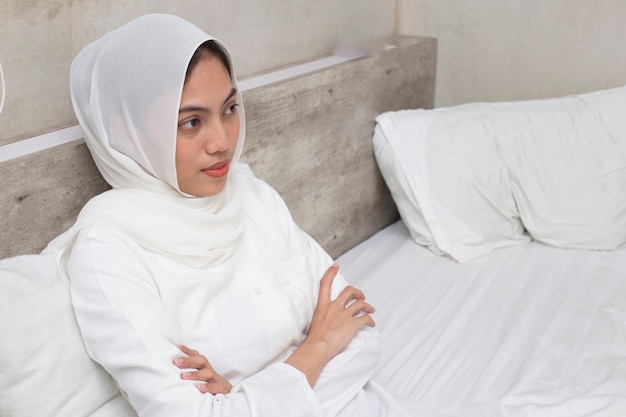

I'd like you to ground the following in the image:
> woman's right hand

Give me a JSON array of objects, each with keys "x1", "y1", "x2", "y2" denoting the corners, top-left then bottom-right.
[
  {"x1": 174, "y1": 345, "x2": 233, "y2": 395},
  {"x1": 285, "y1": 263, "x2": 375, "y2": 386}
]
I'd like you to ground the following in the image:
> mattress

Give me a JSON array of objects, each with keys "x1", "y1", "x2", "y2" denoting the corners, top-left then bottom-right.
[{"x1": 336, "y1": 221, "x2": 626, "y2": 416}]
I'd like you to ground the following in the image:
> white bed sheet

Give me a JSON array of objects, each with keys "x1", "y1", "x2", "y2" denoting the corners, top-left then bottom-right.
[{"x1": 337, "y1": 221, "x2": 626, "y2": 417}]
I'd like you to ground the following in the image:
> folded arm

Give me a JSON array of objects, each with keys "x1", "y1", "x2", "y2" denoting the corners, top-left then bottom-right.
[{"x1": 68, "y1": 227, "x2": 323, "y2": 417}]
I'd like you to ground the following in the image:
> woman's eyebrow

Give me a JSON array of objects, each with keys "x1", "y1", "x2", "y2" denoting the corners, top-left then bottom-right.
[
  {"x1": 223, "y1": 88, "x2": 237, "y2": 105},
  {"x1": 178, "y1": 88, "x2": 237, "y2": 115},
  {"x1": 179, "y1": 105, "x2": 208, "y2": 114}
]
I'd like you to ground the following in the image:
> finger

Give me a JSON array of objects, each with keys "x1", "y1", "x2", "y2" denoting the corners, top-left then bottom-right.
[
  {"x1": 336, "y1": 286, "x2": 366, "y2": 307},
  {"x1": 174, "y1": 355, "x2": 212, "y2": 370},
  {"x1": 197, "y1": 381, "x2": 233, "y2": 395},
  {"x1": 181, "y1": 368, "x2": 217, "y2": 382},
  {"x1": 173, "y1": 357, "x2": 187, "y2": 369},
  {"x1": 177, "y1": 344, "x2": 199, "y2": 356},
  {"x1": 318, "y1": 263, "x2": 339, "y2": 302},
  {"x1": 345, "y1": 299, "x2": 375, "y2": 317},
  {"x1": 357, "y1": 313, "x2": 376, "y2": 328}
]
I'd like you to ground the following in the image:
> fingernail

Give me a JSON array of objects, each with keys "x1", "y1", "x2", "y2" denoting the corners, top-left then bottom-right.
[
  {"x1": 173, "y1": 359, "x2": 184, "y2": 365},
  {"x1": 181, "y1": 372, "x2": 191, "y2": 378}
]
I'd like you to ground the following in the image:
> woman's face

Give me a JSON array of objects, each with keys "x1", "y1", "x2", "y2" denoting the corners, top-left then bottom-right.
[{"x1": 175, "y1": 55, "x2": 240, "y2": 197}]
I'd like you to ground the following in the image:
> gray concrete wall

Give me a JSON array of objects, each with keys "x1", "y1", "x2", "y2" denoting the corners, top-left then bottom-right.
[
  {"x1": 4, "y1": 1, "x2": 625, "y2": 145},
  {"x1": 398, "y1": 0, "x2": 626, "y2": 107},
  {"x1": 0, "y1": 0, "x2": 396, "y2": 146}
]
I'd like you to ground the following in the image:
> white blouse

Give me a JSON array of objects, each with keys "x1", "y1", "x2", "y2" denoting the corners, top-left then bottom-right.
[{"x1": 68, "y1": 174, "x2": 382, "y2": 417}]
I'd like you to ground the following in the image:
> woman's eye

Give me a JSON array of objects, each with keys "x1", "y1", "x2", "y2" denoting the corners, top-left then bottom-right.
[
  {"x1": 179, "y1": 118, "x2": 200, "y2": 129},
  {"x1": 224, "y1": 103, "x2": 239, "y2": 115}
]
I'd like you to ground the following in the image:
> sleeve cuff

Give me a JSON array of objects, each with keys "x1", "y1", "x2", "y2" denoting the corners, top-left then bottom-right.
[{"x1": 234, "y1": 362, "x2": 323, "y2": 417}]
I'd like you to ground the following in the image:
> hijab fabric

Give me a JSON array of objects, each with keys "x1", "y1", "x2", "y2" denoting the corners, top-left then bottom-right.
[{"x1": 48, "y1": 14, "x2": 247, "y2": 274}]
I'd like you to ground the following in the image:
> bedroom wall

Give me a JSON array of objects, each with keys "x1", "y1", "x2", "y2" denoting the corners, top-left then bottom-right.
[
  {"x1": 398, "y1": 0, "x2": 626, "y2": 106},
  {"x1": 0, "y1": 0, "x2": 395, "y2": 146},
  {"x1": 7, "y1": 1, "x2": 623, "y2": 146}
]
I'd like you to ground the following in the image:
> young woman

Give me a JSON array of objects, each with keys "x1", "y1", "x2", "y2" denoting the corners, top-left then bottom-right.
[{"x1": 50, "y1": 13, "x2": 434, "y2": 417}]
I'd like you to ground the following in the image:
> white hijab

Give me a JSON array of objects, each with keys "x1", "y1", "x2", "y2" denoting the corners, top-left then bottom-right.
[{"x1": 48, "y1": 14, "x2": 247, "y2": 273}]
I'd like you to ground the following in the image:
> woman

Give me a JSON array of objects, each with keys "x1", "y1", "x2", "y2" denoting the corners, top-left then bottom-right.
[{"x1": 50, "y1": 13, "x2": 430, "y2": 417}]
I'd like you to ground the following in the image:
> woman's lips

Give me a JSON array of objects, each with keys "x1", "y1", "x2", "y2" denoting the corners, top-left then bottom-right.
[{"x1": 202, "y1": 161, "x2": 229, "y2": 178}]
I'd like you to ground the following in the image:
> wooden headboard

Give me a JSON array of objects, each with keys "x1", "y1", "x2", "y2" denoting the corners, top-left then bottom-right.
[{"x1": 0, "y1": 35, "x2": 436, "y2": 260}]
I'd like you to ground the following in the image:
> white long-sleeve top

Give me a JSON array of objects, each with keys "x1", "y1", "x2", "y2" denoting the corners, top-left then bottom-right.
[{"x1": 67, "y1": 174, "x2": 382, "y2": 417}]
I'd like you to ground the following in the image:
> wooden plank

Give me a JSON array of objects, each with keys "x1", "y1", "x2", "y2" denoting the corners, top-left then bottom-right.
[
  {"x1": 0, "y1": 35, "x2": 436, "y2": 259},
  {"x1": 242, "y1": 36, "x2": 437, "y2": 257},
  {"x1": 0, "y1": 140, "x2": 110, "y2": 257}
]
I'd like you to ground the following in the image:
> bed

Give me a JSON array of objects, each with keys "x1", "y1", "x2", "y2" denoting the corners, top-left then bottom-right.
[
  {"x1": 339, "y1": 222, "x2": 626, "y2": 416},
  {"x1": 2, "y1": 33, "x2": 626, "y2": 417}
]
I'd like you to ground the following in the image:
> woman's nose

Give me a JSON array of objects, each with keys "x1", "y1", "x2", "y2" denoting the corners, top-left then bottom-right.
[{"x1": 204, "y1": 121, "x2": 229, "y2": 154}]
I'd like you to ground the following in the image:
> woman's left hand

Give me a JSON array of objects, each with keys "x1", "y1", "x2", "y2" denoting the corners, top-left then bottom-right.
[{"x1": 173, "y1": 345, "x2": 233, "y2": 395}]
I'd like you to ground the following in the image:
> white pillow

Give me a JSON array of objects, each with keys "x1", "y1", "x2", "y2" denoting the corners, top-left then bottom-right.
[
  {"x1": 374, "y1": 85, "x2": 626, "y2": 261},
  {"x1": 374, "y1": 106, "x2": 529, "y2": 262},
  {"x1": 494, "y1": 87, "x2": 626, "y2": 249},
  {"x1": 0, "y1": 253, "x2": 137, "y2": 417},
  {"x1": 373, "y1": 122, "x2": 442, "y2": 255}
]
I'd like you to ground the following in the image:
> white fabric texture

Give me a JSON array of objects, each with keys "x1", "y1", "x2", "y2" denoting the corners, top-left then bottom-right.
[
  {"x1": 337, "y1": 221, "x2": 626, "y2": 417},
  {"x1": 495, "y1": 86, "x2": 626, "y2": 248},
  {"x1": 374, "y1": 85, "x2": 626, "y2": 262},
  {"x1": 374, "y1": 106, "x2": 529, "y2": 263},
  {"x1": 66, "y1": 173, "x2": 400, "y2": 417},
  {"x1": 0, "y1": 254, "x2": 136, "y2": 417},
  {"x1": 50, "y1": 13, "x2": 246, "y2": 271}
]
